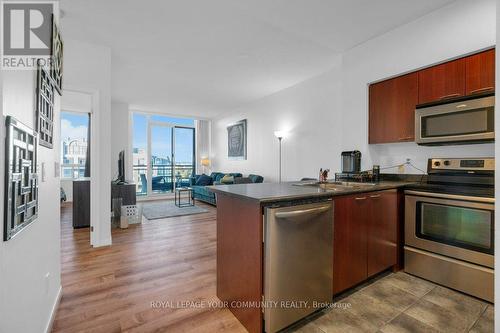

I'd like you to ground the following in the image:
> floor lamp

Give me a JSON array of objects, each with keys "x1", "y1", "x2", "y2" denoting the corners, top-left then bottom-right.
[{"x1": 274, "y1": 131, "x2": 286, "y2": 183}]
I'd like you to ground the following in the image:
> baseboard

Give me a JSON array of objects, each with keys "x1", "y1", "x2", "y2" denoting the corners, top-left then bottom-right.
[
  {"x1": 93, "y1": 236, "x2": 112, "y2": 247},
  {"x1": 45, "y1": 285, "x2": 62, "y2": 333}
]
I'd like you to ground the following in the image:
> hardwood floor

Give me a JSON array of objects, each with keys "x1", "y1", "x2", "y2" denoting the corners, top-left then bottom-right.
[{"x1": 53, "y1": 202, "x2": 247, "y2": 333}]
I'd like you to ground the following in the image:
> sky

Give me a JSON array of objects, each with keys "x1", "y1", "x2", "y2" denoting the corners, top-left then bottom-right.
[
  {"x1": 133, "y1": 114, "x2": 195, "y2": 164},
  {"x1": 61, "y1": 112, "x2": 89, "y2": 141}
]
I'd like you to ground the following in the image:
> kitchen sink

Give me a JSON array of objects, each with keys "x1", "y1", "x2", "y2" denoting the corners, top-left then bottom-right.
[{"x1": 293, "y1": 181, "x2": 378, "y2": 192}]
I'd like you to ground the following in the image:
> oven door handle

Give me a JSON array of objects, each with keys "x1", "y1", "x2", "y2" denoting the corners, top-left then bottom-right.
[{"x1": 405, "y1": 190, "x2": 495, "y2": 204}]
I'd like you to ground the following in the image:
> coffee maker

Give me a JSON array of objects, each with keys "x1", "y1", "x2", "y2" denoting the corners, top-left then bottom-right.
[{"x1": 341, "y1": 150, "x2": 361, "y2": 174}]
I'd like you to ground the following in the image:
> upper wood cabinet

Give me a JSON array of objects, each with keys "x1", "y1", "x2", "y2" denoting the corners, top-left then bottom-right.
[
  {"x1": 466, "y1": 49, "x2": 495, "y2": 96},
  {"x1": 369, "y1": 48, "x2": 495, "y2": 144},
  {"x1": 418, "y1": 58, "x2": 466, "y2": 104},
  {"x1": 369, "y1": 73, "x2": 418, "y2": 144}
]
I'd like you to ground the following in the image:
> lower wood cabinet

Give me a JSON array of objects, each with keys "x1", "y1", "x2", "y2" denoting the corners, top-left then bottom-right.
[{"x1": 333, "y1": 190, "x2": 398, "y2": 295}]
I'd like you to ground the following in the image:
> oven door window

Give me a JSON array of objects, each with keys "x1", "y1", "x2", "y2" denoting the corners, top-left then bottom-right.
[
  {"x1": 416, "y1": 202, "x2": 493, "y2": 254},
  {"x1": 421, "y1": 107, "x2": 494, "y2": 138}
]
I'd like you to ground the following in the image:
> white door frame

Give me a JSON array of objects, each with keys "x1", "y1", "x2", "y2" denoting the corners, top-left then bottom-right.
[{"x1": 61, "y1": 87, "x2": 100, "y2": 247}]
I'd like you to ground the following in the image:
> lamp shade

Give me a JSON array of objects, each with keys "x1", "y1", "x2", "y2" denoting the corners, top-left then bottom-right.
[
  {"x1": 201, "y1": 158, "x2": 210, "y2": 166},
  {"x1": 274, "y1": 131, "x2": 287, "y2": 139}
]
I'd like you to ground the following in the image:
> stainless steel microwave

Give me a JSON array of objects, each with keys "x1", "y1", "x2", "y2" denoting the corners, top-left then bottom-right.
[{"x1": 415, "y1": 95, "x2": 495, "y2": 145}]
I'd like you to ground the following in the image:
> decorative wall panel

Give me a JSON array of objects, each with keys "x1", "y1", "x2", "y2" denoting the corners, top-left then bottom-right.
[
  {"x1": 36, "y1": 65, "x2": 55, "y2": 148},
  {"x1": 51, "y1": 14, "x2": 63, "y2": 94},
  {"x1": 4, "y1": 116, "x2": 39, "y2": 241}
]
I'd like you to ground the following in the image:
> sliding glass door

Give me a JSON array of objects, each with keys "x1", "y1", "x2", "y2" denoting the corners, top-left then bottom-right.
[{"x1": 133, "y1": 114, "x2": 195, "y2": 197}]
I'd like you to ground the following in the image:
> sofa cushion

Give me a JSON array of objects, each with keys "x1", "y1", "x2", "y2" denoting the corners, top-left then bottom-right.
[
  {"x1": 234, "y1": 177, "x2": 252, "y2": 184},
  {"x1": 192, "y1": 185, "x2": 213, "y2": 197},
  {"x1": 249, "y1": 174, "x2": 264, "y2": 183},
  {"x1": 210, "y1": 172, "x2": 223, "y2": 181},
  {"x1": 220, "y1": 175, "x2": 234, "y2": 184},
  {"x1": 195, "y1": 174, "x2": 213, "y2": 186}
]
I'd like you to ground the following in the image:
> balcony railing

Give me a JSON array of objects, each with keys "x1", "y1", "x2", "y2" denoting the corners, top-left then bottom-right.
[
  {"x1": 61, "y1": 163, "x2": 87, "y2": 179},
  {"x1": 133, "y1": 163, "x2": 194, "y2": 195}
]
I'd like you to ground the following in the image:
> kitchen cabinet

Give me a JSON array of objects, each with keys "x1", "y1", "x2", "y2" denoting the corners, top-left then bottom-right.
[
  {"x1": 369, "y1": 48, "x2": 495, "y2": 144},
  {"x1": 332, "y1": 194, "x2": 368, "y2": 294},
  {"x1": 369, "y1": 73, "x2": 418, "y2": 144},
  {"x1": 367, "y1": 190, "x2": 398, "y2": 277},
  {"x1": 466, "y1": 49, "x2": 495, "y2": 96},
  {"x1": 333, "y1": 190, "x2": 397, "y2": 294},
  {"x1": 418, "y1": 58, "x2": 466, "y2": 104}
]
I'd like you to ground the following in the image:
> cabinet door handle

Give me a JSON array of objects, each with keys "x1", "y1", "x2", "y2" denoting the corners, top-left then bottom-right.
[
  {"x1": 470, "y1": 87, "x2": 494, "y2": 94},
  {"x1": 355, "y1": 197, "x2": 367, "y2": 201},
  {"x1": 370, "y1": 194, "x2": 381, "y2": 198},
  {"x1": 439, "y1": 93, "x2": 461, "y2": 100},
  {"x1": 398, "y1": 136, "x2": 413, "y2": 141}
]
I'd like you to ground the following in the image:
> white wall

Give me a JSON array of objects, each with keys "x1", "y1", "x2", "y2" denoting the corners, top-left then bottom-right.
[
  {"x1": 0, "y1": 71, "x2": 62, "y2": 331},
  {"x1": 111, "y1": 102, "x2": 133, "y2": 181},
  {"x1": 212, "y1": 58, "x2": 342, "y2": 182},
  {"x1": 212, "y1": 0, "x2": 496, "y2": 180},
  {"x1": 64, "y1": 39, "x2": 112, "y2": 246}
]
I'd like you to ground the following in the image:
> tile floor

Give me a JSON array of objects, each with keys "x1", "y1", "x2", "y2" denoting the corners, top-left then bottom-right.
[{"x1": 289, "y1": 272, "x2": 493, "y2": 333}]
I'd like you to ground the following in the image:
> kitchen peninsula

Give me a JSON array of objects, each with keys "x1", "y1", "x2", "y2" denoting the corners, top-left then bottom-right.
[{"x1": 210, "y1": 180, "x2": 411, "y2": 333}]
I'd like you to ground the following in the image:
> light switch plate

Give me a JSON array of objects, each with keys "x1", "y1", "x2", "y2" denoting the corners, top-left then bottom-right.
[
  {"x1": 54, "y1": 162, "x2": 60, "y2": 178},
  {"x1": 41, "y1": 162, "x2": 46, "y2": 182}
]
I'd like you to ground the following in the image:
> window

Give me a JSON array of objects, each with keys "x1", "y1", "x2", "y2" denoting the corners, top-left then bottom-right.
[
  {"x1": 60, "y1": 112, "x2": 90, "y2": 179},
  {"x1": 132, "y1": 113, "x2": 195, "y2": 196}
]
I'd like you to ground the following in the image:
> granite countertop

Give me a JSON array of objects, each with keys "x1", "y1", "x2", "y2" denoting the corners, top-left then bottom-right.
[{"x1": 208, "y1": 180, "x2": 416, "y2": 203}]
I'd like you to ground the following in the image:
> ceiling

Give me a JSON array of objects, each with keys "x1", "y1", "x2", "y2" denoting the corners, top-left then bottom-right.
[{"x1": 60, "y1": 0, "x2": 456, "y2": 118}]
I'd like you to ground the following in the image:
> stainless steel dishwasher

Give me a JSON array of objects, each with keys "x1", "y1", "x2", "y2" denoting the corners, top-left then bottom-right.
[{"x1": 264, "y1": 200, "x2": 333, "y2": 333}]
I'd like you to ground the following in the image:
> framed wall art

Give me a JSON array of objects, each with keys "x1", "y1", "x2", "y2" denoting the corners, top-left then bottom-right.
[
  {"x1": 4, "y1": 116, "x2": 39, "y2": 241},
  {"x1": 227, "y1": 119, "x2": 247, "y2": 160},
  {"x1": 51, "y1": 14, "x2": 63, "y2": 94},
  {"x1": 36, "y1": 64, "x2": 55, "y2": 148}
]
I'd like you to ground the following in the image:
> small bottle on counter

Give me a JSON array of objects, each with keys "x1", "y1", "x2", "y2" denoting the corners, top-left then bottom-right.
[{"x1": 372, "y1": 165, "x2": 380, "y2": 183}]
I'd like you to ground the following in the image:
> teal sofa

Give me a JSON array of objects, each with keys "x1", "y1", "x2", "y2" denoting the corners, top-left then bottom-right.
[{"x1": 190, "y1": 172, "x2": 264, "y2": 205}]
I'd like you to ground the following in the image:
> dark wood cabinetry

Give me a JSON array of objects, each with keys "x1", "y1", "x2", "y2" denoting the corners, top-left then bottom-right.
[
  {"x1": 466, "y1": 49, "x2": 495, "y2": 96},
  {"x1": 366, "y1": 191, "x2": 398, "y2": 277},
  {"x1": 369, "y1": 73, "x2": 418, "y2": 144},
  {"x1": 369, "y1": 48, "x2": 495, "y2": 144},
  {"x1": 332, "y1": 194, "x2": 368, "y2": 294},
  {"x1": 333, "y1": 190, "x2": 397, "y2": 294},
  {"x1": 418, "y1": 58, "x2": 466, "y2": 104}
]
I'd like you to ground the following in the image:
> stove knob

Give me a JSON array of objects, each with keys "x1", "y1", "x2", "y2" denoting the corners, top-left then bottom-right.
[
  {"x1": 434, "y1": 161, "x2": 441, "y2": 167},
  {"x1": 443, "y1": 160, "x2": 450, "y2": 166}
]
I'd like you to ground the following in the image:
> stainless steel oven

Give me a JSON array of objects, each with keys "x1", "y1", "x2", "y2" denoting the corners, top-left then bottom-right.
[
  {"x1": 415, "y1": 95, "x2": 495, "y2": 145},
  {"x1": 404, "y1": 157, "x2": 494, "y2": 302},
  {"x1": 405, "y1": 191, "x2": 494, "y2": 267},
  {"x1": 405, "y1": 191, "x2": 494, "y2": 302}
]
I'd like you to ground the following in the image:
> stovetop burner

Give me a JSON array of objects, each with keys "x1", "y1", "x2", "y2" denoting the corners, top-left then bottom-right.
[
  {"x1": 405, "y1": 182, "x2": 494, "y2": 198},
  {"x1": 405, "y1": 157, "x2": 494, "y2": 198}
]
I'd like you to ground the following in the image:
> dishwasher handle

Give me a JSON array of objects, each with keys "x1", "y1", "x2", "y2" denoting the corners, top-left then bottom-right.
[{"x1": 274, "y1": 204, "x2": 331, "y2": 219}]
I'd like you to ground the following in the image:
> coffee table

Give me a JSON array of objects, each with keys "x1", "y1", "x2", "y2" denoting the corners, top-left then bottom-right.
[{"x1": 175, "y1": 187, "x2": 194, "y2": 207}]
